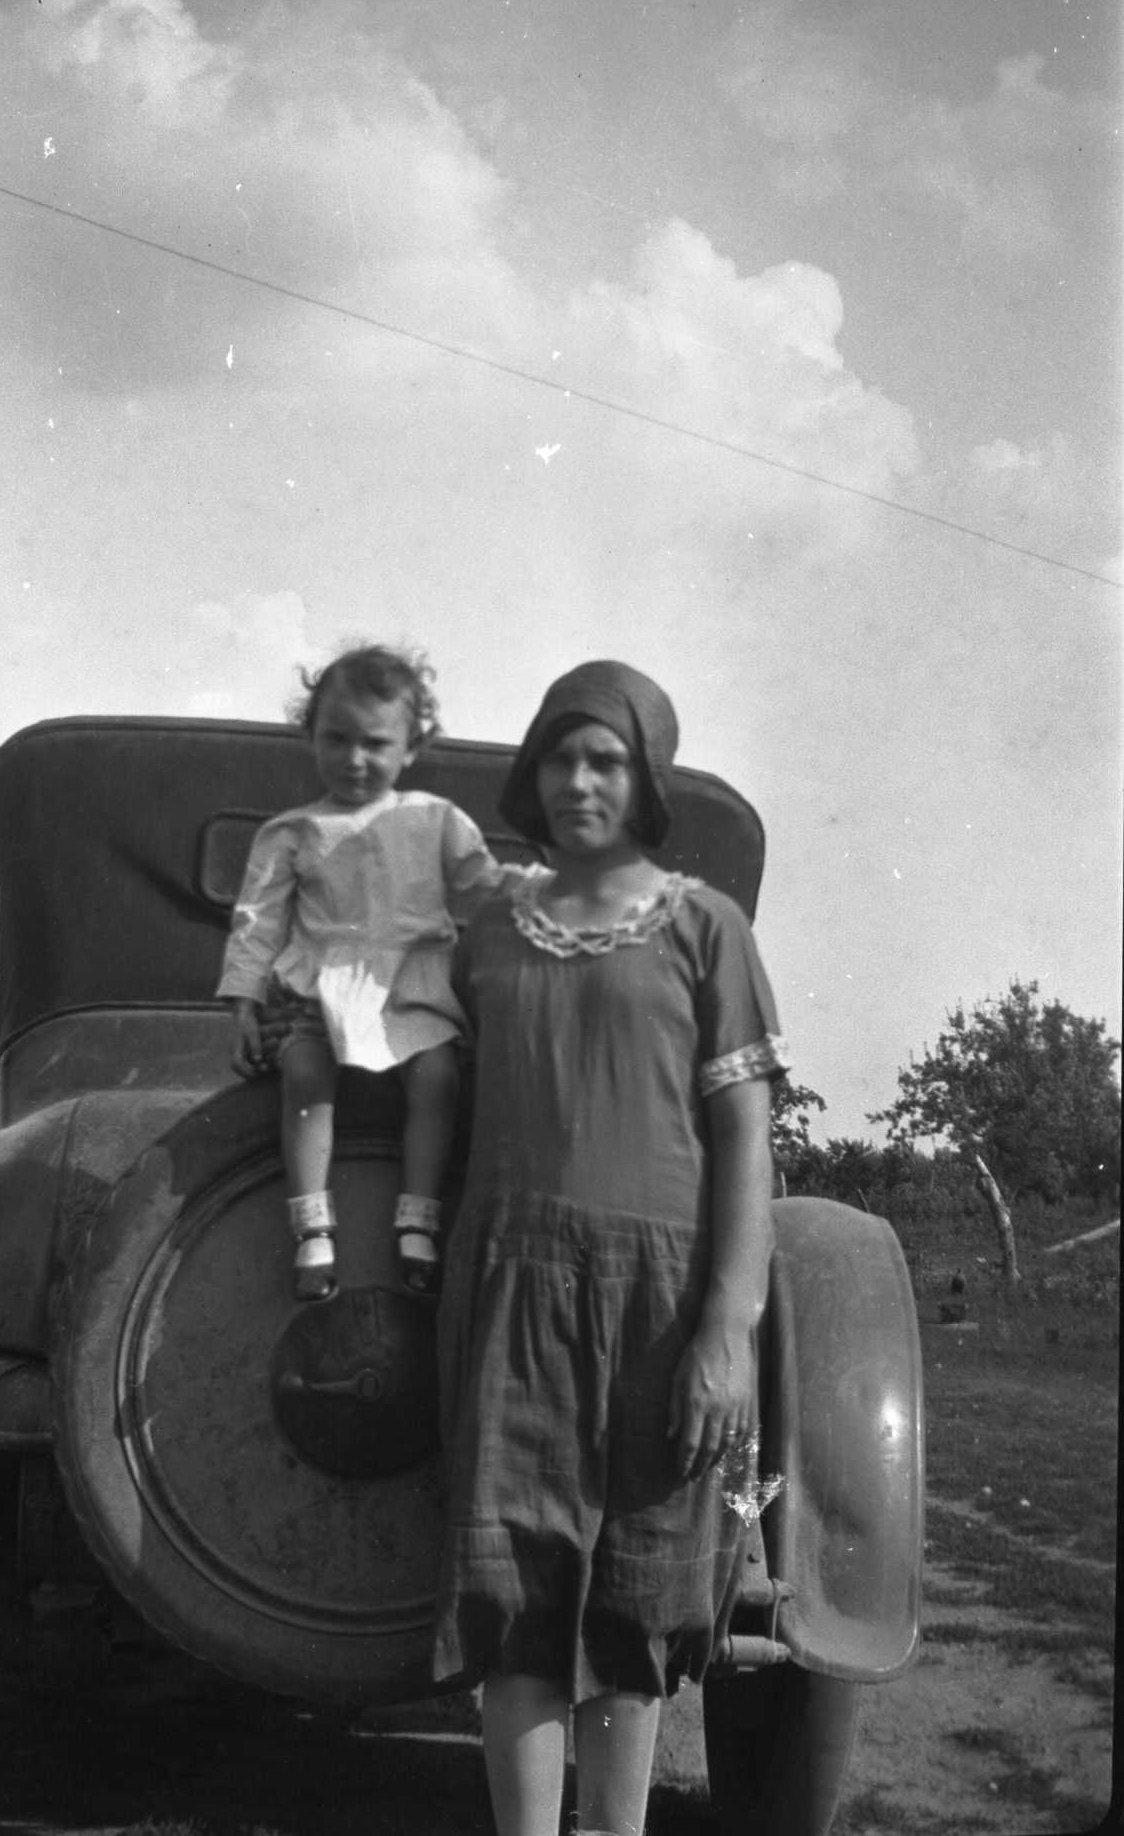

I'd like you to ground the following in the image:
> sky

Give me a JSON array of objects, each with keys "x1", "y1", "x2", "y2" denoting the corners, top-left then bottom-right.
[{"x1": 1, "y1": 0, "x2": 1120, "y2": 1141}]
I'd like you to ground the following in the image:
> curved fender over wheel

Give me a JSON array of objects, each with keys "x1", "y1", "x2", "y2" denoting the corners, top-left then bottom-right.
[
  {"x1": 0, "y1": 1089, "x2": 202, "y2": 1364},
  {"x1": 704, "y1": 1664, "x2": 859, "y2": 1836},
  {"x1": 50, "y1": 1077, "x2": 447, "y2": 1706},
  {"x1": 702, "y1": 1198, "x2": 922, "y2": 1834},
  {"x1": 763, "y1": 1197, "x2": 924, "y2": 1681}
]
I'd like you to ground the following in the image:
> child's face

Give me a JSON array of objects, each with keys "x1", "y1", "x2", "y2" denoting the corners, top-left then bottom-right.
[{"x1": 311, "y1": 688, "x2": 416, "y2": 807}]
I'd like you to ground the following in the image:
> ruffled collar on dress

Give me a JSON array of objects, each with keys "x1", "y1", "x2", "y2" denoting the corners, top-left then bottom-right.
[{"x1": 510, "y1": 871, "x2": 703, "y2": 958}]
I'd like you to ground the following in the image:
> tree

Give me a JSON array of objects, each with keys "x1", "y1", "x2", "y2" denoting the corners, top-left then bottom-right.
[
  {"x1": 819, "y1": 1137, "x2": 882, "y2": 1211},
  {"x1": 771, "y1": 1079, "x2": 826, "y2": 1194},
  {"x1": 869, "y1": 980, "x2": 1119, "y2": 1202},
  {"x1": 868, "y1": 980, "x2": 1121, "y2": 1284}
]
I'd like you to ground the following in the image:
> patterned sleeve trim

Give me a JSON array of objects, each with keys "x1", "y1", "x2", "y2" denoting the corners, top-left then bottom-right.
[{"x1": 699, "y1": 1035, "x2": 792, "y2": 1095}]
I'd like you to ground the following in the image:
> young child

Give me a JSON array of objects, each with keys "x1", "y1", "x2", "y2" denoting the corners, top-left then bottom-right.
[{"x1": 218, "y1": 643, "x2": 524, "y2": 1302}]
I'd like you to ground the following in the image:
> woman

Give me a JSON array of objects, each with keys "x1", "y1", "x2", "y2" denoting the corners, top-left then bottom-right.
[{"x1": 434, "y1": 660, "x2": 789, "y2": 1836}]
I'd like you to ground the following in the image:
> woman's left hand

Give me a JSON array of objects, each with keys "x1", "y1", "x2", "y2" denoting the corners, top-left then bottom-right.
[{"x1": 668, "y1": 1324, "x2": 755, "y2": 1484}]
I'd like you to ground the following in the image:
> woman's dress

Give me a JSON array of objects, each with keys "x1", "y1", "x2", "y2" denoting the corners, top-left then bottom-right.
[{"x1": 434, "y1": 872, "x2": 789, "y2": 1701}]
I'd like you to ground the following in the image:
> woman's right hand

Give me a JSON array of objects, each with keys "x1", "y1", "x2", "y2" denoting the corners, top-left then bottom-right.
[
  {"x1": 668, "y1": 1321, "x2": 755, "y2": 1484},
  {"x1": 229, "y1": 998, "x2": 267, "y2": 1078}
]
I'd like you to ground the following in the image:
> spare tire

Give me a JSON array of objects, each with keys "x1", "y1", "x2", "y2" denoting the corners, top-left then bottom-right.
[{"x1": 51, "y1": 1078, "x2": 448, "y2": 1706}]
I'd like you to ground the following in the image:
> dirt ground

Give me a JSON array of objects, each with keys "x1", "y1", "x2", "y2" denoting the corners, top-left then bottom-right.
[
  {"x1": 669, "y1": 1532, "x2": 1116, "y2": 1836},
  {"x1": 829, "y1": 1556, "x2": 1116, "y2": 1835},
  {"x1": 0, "y1": 1527, "x2": 1114, "y2": 1836}
]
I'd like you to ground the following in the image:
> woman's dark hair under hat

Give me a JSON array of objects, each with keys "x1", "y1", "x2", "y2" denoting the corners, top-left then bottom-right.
[{"x1": 499, "y1": 659, "x2": 680, "y2": 848}]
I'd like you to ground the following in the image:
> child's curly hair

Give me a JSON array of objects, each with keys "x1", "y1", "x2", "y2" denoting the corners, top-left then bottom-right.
[{"x1": 292, "y1": 644, "x2": 441, "y2": 749}]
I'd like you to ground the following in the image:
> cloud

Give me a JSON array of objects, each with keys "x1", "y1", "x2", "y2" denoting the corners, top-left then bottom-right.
[
  {"x1": 0, "y1": 4, "x2": 1094, "y2": 692},
  {"x1": 944, "y1": 431, "x2": 1116, "y2": 561},
  {"x1": 0, "y1": 0, "x2": 521, "y2": 388},
  {"x1": 180, "y1": 591, "x2": 318, "y2": 720},
  {"x1": 0, "y1": 2, "x2": 932, "y2": 759},
  {"x1": 0, "y1": 581, "x2": 319, "y2": 739},
  {"x1": 714, "y1": 4, "x2": 873, "y2": 151},
  {"x1": 41, "y1": 0, "x2": 232, "y2": 121},
  {"x1": 716, "y1": 8, "x2": 1110, "y2": 255},
  {"x1": 970, "y1": 436, "x2": 1041, "y2": 479},
  {"x1": 0, "y1": 0, "x2": 917, "y2": 592},
  {"x1": 564, "y1": 220, "x2": 917, "y2": 547}
]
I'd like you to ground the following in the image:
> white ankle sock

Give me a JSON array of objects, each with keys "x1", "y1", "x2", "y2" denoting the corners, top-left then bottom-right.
[{"x1": 287, "y1": 1191, "x2": 336, "y2": 1239}]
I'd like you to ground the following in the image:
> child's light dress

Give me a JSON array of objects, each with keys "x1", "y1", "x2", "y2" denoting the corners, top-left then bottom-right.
[{"x1": 217, "y1": 790, "x2": 524, "y2": 1071}]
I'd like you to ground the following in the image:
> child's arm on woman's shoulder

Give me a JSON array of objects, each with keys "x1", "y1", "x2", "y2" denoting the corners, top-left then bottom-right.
[{"x1": 439, "y1": 799, "x2": 542, "y2": 922}]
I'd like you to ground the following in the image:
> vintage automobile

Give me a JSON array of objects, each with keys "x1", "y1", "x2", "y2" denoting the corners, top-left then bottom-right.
[{"x1": 0, "y1": 715, "x2": 923, "y2": 1835}]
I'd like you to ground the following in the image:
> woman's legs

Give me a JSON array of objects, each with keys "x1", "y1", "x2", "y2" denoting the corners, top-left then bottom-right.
[
  {"x1": 480, "y1": 1675, "x2": 660, "y2": 1836},
  {"x1": 396, "y1": 1043, "x2": 459, "y2": 1289},
  {"x1": 281, "y1": 1038, "x2": 339, "y2": 1300},
  {"x1": 481, "y1": 1673, "x2": 569, "y2": 1836},
  {"x1": 573, "y1": 1691, "x2": 661, "y2": 1836}
]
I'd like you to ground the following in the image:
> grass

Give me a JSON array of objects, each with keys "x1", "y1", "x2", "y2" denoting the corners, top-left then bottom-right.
[
  {"x1": 947, "y1": 1727, "x2": 1111, "y2": 1830},
  {"x1": 126, "y1": 1828, "x2": 285, "y2": 1836},
  {"x1": 922, "y1": 1312, "x2": 1117, "y2": 1540},
  {"x1": 924, "y1": 1507, "x2": 1112, "y2": 1631},
  {"x1": 837, "y1": 1786, "x2": 907, "y2": 1831},
  {"x1": 836, "y1": 1243, "x2": 1119, "y2": 1836},
  {"x1": 919, "y1": 1287, "x2": 1117, "y2": 1674}
]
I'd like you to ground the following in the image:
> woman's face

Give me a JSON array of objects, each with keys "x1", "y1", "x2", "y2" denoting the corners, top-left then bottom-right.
[{"x1": 535, "y1": 721, "x2": 639, "y2": 856}]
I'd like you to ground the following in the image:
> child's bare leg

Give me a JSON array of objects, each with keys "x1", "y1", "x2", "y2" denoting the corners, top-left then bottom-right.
[
  {"x1": 281, "y1": 1038, "x2": 339, "y2": 1301},
  {"x1": 395, "y1": 1043, "x2": 459, "y2": 1290},
  {"x1": 400, "y1": 1042, "x2": 459, "y2": 1196}
]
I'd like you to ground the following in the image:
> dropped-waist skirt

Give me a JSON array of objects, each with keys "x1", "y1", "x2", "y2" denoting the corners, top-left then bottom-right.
[{"x1": 433, "y1": 1191, "x2": 764, "y2": 1702}]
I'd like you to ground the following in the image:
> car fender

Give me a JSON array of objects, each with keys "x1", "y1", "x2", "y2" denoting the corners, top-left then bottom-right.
[
  {"x1": 0, "y1": 1100, "x2": 78, "y2": 1362},
  {"x1": 0, "y1": 1088, "x2": 219, "y2": 1449},
  {"x1": 762, "y1": 1197, "x2": 923, "y2": 1682},
  {"x1": 0, "y1": 1089, "x2": 204, "y2": 1361}
]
